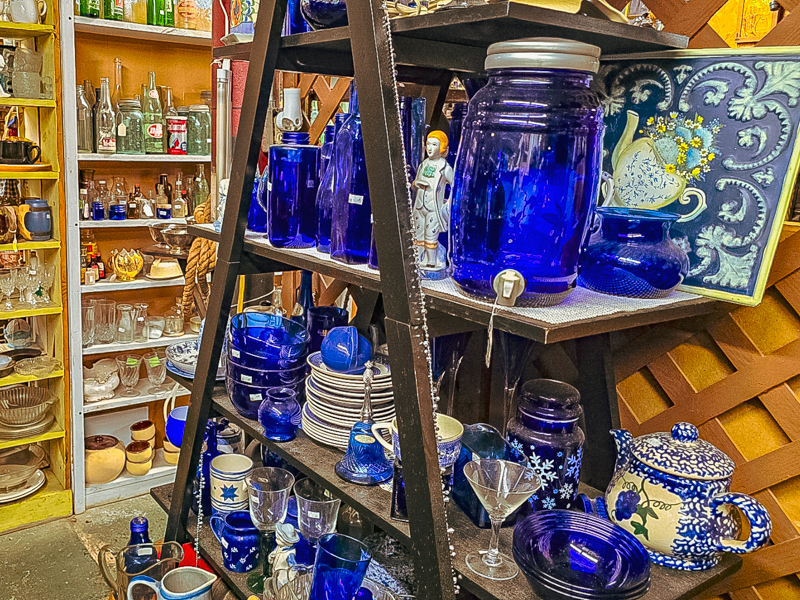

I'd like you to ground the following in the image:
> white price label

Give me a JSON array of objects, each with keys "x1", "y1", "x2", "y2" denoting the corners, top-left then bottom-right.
[
  {"x1": 308, "y1": 511, "x2": 320, "y2": 519},
  {"x1": 241, "y1": 374, "x2": 252, "y2": 384},
  {"x1": 249, "y1": 393, "x2": 262, "y2": 402},
  {"x1": 231, "y1": 349, "x2": 240, "y2": 359},
  {"x1": 348, "y1": 194, "x2": 364, "y2": 205},
  {"x1": 138, "y1": 547, "x2": 154, "y2": 556},
  {"x1": 117, "y1": 123, "x2": 127, "y2": 137}
]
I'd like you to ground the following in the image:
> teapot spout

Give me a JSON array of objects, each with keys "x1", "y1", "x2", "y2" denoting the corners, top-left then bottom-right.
[
  {"x1": 611, "y1": 110, "x2": 639, "y2": 171},
  {"x1": 611, "y1": 428, "x2": 634, "y2": 477}
]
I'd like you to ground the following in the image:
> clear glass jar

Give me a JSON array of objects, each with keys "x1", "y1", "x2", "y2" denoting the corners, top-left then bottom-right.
[
  {"x1": 450, "y1": 39, "x2": 605, "y2": 307},
  {"x1": 133, "y1": 302, "x2": 149, "y2": 342},
  {"x1": 187, "y1": 104, "x2": 211, "y2": 155},
  {"x1": 116, "y1": 100, "x2": 145, "y2": 155},
  {"x1": 115, "y1": 303, "x2": 135, "y2": 343}
]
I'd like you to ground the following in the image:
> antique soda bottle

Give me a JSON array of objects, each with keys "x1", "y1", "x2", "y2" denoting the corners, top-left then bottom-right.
[
  {"x1": 122, "y1": 517, "x2": 158, "y2": 575},
  {"x1": 112, "y1": 58, "x2": 123, "y2": 111},
  {"x1": 76, "y1": 85, "x2": 94, "y2": 153},
  {"x1": 103, "y1": 0, "x2": 123, "y2": 20},
  {"x1": 143, "y1": 72, "x2": 164, "y2": 154},
  {"x1": 80, "y1": 0, "x2": 100, "y2": 17},
  {"x1": 94, "y1": 78, "x2": 116, "y2": 154}
]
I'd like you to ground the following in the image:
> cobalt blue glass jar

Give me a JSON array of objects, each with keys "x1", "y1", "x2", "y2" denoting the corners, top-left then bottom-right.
[
  {"x1": 450, "y1": 38, "x2": 605, "y2": 307},
  {"x1": 578, "y1": 207, "x2": 689, "y2": 299},
  {"x1": 317, "y1": 115, "x2": 348, "y2": 253},
  {"x1": 258, "y1": 387, "x2": 301, "y2": 442},
  {"x1": 506, "y1": 379, "x2": 585, "y2": 512},
  {"x1": 268, "y1": 131, "x2": 320, "y2": 249},
  {"x1": 331, "y1": 84, "x2": 372, "y2": 265}
]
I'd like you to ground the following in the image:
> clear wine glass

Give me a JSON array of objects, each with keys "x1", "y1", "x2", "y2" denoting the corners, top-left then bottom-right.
[
  {"x1": 115, "y1": 353, "x2": 142, "y2": 397},
  {"x1": 39, "y1": 265, "x2": 54, "y2": 305},
  {"x1": 143, "y1": 350, "x2": 168, "y2": 394},
  {"x1": 0, "y1": 268, "x2": 16, "y2": 311},
  {"x1": 294, "y1": 478, "x2": 341, "y2": 555},
  {"x1": 431, "y1": 332, "x2": 472, "y2": 417},
  {"x1": 16, "y1": 268, "x2": 28, "y2": 307},
  {"x1": 464, "y1": 459, "x2": 541, "y2": 581}
]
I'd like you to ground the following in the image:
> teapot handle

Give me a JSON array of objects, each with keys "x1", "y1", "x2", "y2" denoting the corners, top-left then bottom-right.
[
  {"x1": 711, "y1": 492, "x2": 772, "y2": 554},
  {"x1": 97, "y1": 545, "x2": 119, "y2": 594},
  {"x1": 127, "y1": 576, "x2": 159, "y2": 600}
]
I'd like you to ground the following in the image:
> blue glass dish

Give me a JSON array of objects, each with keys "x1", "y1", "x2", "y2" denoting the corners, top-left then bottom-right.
[
  {"x1": 227, "y1": 344, "x2": 307, "y2": 371},
  {"x1": 450, "y1": 64, "x2": 604, "y2": 307},
  {"x1": 577, "y1": 207, "x2": 689, "y2": 299},
  {"x1": 258, "y1": 387, "x2": 302, "y2": 442},
  {"x1": 268, "y1": 132, "x2": 320, "y2": 249},
  {"x1": 226, "y1": 359, "x2": 306, "y2": 388},
  {"x1": 229, "y1": 312, "x2": 310, "y2": 360},
  {"x1": 226, "y1": 376, "x2": 301, "y2": 420},
  {"x1": 299, "y1": 0, "x2": 348, "y2": 29},
  {"x1": 331, "y1": 83, "x2": 372, "y2": 265},
  {"x1": 320, "y1": 326, "x2": 372, "y2": 372},
  {"x1": 512, "y1": 510, "x2": 650, "y2": 600}
]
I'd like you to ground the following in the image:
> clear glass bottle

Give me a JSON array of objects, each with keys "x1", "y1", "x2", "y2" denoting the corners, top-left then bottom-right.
[
  {"x1": 193, "y1": 165, "x2": 209, "y2": 207},
  {"x1": 80, "y1": 188, "x2": 91, "y2": 220},
  {"x1": 83, "y1": 79, "x2": 96, "y2": 107},
  {"x1": 139, "y1": 187, "x2": 154, "y2": 218},
  {"x1": 187, "y1": 104, "x2": 211, "y2": 155},
  {"x1": 163, "y1": 87, "x2": 178, "y2": 117},
  {"x1": 96, "y1": 180, "x2": 111, "y2": 219},
  {"x1": 77, "y1": 85, "x2": 94, "y2": 154},
  {"x1": 158, "y1": 173, "x2": 172, "y2": 203},
  {"x1": 163, "y1": 297, "x2": 184, "y2": 336},
  {"x1": 94, "y1": 78, "x2": 116, "y2": 154},
  {"x1": 110, "y1": 177, "x2": 128, "y2": 219},
  {"x1": 116, "y1": 99, "x2": 145, "y2": 155},
  {"x1": 173, "y1": 190, "x2": 187, "y2": 219},
  {"x1": 268, "y1": 281, "x2": 286, "y2": 316},
  {"x1": 143, "y1": 72, "x2": 164, "y2": 154},
  {"x1": 112, "y1": 57, "x2": 123, "y2": 110},
  {"x1": 124, "y1": 0, "x2": 147, "y2": 22},
  {"x1": 155, "y1": 184, "x2": 172, "y2": 219},
  {"x1": 115, "y1": 303, "x2": 135, "y2": 343},
  {"x1": 127, "y1": 188, "x2": 140, "y2": 219},
  {"x1": 133, "y1": 302, "x2": 149, "y2": 342}
]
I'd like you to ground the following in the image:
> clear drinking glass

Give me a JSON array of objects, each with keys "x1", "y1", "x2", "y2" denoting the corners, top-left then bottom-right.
[
  {"x1": 0, "y1": 268, "x2": 16, "y2": 310},
  {"x1": 133, "y1": 302, "x2": 149, "y2": 342},
  {"x1": 294, "y1": 479, "x2": 341, "y2": 551},
  {"x1": 115, "y1": 353, "x2": 142, "y2": 397},
  {"x1": 245, "y1": 467, "x2": 295, "y2": 594},
  {"x1": 115, "y1": 303, "x2": 135, "y2": 343},
  {"x1": 16, "y1": 268, "x2": 28, "y2": 305},
  {"x1": 463, "y1": 459, "x2": 541, "y2": 581},
  {"x1": 143, "y1": 350, "x2": 167, "y2": 394},
  {"x1": 95, "y1": 299, "x2": 116, "y2": 344},
  {"x1": 38, "y1": 265, "x2": 55, "y2": 305},
  {"x1": 146, "y1": 315, "x2": 165, "y2": 339},
  {"x1": 82, "y1": 301, "x2": 96, "y2": 348}
]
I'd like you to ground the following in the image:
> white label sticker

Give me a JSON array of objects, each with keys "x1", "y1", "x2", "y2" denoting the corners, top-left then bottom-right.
[
  {"x1": 267, "y1": 182, "x2": 272, "y2": 192},
  {"x1": 249, "y1": 393, "x2": 262, "y2": 402},
  {"x1": 138, "y1": 547, "x2": 154, "y2": 556},
  {"x1": 241, "y1": 374, "x2": 252, "y2": 384},
  {"x1": 308, "y1": 511, "x2": 320, "y2": 519},
  {"x1": 231, "y1": 349, "x2": 240, "y2": 358},
  {"x1": 348, "y1": 194, "x2": 363, "y2": 205},
  {"x1": 307, "y1": 179, "x2": 315, "y2": 188}
]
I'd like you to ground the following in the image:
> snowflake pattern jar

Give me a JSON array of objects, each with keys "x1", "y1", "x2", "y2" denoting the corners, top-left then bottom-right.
[
  {"x1": 506, "y1": 379, "x2": 584, "y2": 512},
  {"x1": 606, "y1": 422, "x2": 772, "y2": 570}
]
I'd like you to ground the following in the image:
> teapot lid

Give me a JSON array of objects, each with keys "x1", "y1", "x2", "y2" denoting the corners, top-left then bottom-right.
[{"x1": 632, "y1": 422, "x2": 734, "y2": 480}]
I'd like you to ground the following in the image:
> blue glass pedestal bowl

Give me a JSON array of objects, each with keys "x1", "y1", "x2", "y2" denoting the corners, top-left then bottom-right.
[
  {"x1": 299, "y1": 0, "x2": 348, "y2": 29},
  {"x1": 512, "y1": 510, "x2": 650, "y2": 600},
  {"x1": 577, "y1": 207, "x2": 689, "y2": 299},
  {"x1": 229, "y1": 313, "x2": 310, "y2": 361}
]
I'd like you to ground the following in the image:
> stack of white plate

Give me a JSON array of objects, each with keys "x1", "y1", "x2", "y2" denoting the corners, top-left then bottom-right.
[{"x1": 303, "y1": 352, "x2": 395, "y2": 450}]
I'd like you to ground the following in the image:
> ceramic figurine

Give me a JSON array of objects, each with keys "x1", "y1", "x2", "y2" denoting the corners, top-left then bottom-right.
[
  {"x1": 265, "y1": 522, "x2": 300, "y2": 591},
  {"x1": 607, "y1": 422, "x2": 772, "y2": 570},
  {"x1": 412, "y1": 130, "x2": 454, "y2": 280}
]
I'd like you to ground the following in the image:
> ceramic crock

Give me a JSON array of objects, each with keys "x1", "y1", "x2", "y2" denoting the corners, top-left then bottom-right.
[
  {"x1": 209, "y1": 510, "x2": 260, "y2": 573},
  {"x1": 17, "y1": 198, "x2": 51, "y2": 241},
  {"x1": 85, "y1": 435, "x2": 126, "y2": 484},
  {"x1": 606, "y1": 422, "x2": 772, "y2": 570}
]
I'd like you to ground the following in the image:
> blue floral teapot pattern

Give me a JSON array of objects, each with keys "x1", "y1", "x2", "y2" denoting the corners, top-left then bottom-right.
[{"x1": 606, "y1": 422, "x2": 771, "y2": 571}]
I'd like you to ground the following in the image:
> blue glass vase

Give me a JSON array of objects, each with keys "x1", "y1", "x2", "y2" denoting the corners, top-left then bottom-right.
[
  {"x1": 317, "y1": 115, "x2": 348, "y2": 253},
  {"x1": 258, "y1": 387, "x2": 302, "y2": 442},
  {"x1": 506, "y1": 379, "x2": 584, "y2": 512},
  {"x1": 447, "y1": 102, "x2": 467, "y2": 168},
  {"x1": 247, "y1": 165, "x2": 268, "y2": 233},
  {"x1": 450, "y1": 40, "x2": 604, "y2": 307},
  {"x1": 299, "y1": 0, "x2": 348, "y2": 29},
  {"x1": 578, "y1": 207, "x2": 689, "y2": 298},
  {"x1": 268, "y1": 132, "x2": 320, "y2": 249},
  {"x1": 283, "y1": 0, "x2": 312, "y2": 35},
  {"x1": 400, "y1": 95, "x2": 426, "y2": 181},
  {"x1": 331, "y1": 84, "x2": 372, "y2": 265}
]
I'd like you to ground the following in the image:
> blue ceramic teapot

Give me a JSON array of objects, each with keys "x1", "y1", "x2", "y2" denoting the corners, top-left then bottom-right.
[{"x1": 606, "y1": 422, "x2": 771, "y2": 571}]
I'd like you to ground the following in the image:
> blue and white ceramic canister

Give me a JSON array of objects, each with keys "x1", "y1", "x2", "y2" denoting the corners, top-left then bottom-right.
[
  {"x1": 607, "y1": 422, "x2": 772, "y2": 571},
  {"x1": 209, "y1": 453, "x2": 252, "y2": 515}
]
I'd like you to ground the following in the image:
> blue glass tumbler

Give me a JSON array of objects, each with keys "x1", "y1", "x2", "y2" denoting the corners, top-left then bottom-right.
[
  {"x1": 450, "y1": 39, "x2": 605, "y2": 307},
  {"x1": 309, "y1": 533, "x2": 372, "y2": 600},
  {"x1": 258, "y1": 387, "x2": 302, "y2": 442},
  {"x1": 307, "y1": 305, "x2": 348, "y2": 353},
  {"x1": 268, "y1": 132, "x2": 320, "y2": 248},
  {"x1": 331, "y1": 84, "x2": 372, "y2": 265},
  {"x1": 248, "y1": 166, "x2": 269, "y2": 233},
  {"x1": 317, "y1": 114, "x2": 348, "y2": 253}
]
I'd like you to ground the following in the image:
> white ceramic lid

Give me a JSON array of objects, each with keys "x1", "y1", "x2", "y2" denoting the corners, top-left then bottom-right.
[{"x1": 485, "y1": 37, "x2": 601, "y2": 73}]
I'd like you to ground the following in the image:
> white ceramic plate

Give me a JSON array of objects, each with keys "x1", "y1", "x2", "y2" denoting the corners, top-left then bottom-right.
[
  {"x1": 0, "y1": 469, "x2": 45, "y2": 503},
  {"x1": 306, "y1": 398, "x2": 395, "y2": 427},
  {"x1": 308, "y1": 370, "x2": 393, "y2": 392},
  {"x1": 306, "y1": 375, "x2": 394, "y2": 399},
  {"x1": 305, "y1": 379, "x2": 394, "y2": 405},
  {"x1": 305, "y1": 393, "x2": 395, "y2": 417},
  {"x1": 307, "y1": 353, "x2": 391, "y2": 380}
]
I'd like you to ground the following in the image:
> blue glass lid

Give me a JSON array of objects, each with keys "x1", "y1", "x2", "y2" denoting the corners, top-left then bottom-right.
[{"x1": 631, "y1": 422, "x2": 734, "y2": 481}]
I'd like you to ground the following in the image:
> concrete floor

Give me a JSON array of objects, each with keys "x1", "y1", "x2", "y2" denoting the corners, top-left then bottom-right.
[{"x1": 0, "y1": 495, "x2": 168, "y2": 600}]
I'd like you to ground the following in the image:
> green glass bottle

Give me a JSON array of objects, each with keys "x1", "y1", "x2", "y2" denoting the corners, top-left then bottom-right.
[
  {"x1": 143, "y1": 72, "x2": 164, "y2": 154},
  {"x1": 146, "y1": 0, "x2": 157, "y2": 24},
  {"x1": 155, "y1": 0, "x2": 174, "y2": 25},
  {"x1": 80, "y1": 0, "x2": 100, "y2": 18},
  {"x1": 103, "y1": 0, "x2": 123, "y2": 19}
]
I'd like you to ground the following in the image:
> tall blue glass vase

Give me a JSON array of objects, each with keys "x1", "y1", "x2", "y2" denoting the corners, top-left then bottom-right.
[
  {"x1": 268, "y1": 132, "x2": 320, "y2": 249},
  {"x1": 247, "y1": 165, "x2": 268, "y2": 233},
  {"x1": 317, "y1": 115, "x2": 348, "y2": 253},
  {"x1": 283, "y1": 0, "x2": 311, "y2": 35},
  {"x1": 331, "y1": 84, "x2": 372, "y2": 265}
]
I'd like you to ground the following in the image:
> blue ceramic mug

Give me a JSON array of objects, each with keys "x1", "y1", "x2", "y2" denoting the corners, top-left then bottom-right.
[{"x1": 209, "y1": 511, "x2": 260, "y2": 573}]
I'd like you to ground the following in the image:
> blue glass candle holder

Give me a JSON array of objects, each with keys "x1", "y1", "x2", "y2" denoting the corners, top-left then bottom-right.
[
  {"x1": 268, "y1": 132, "x2": 320, "y2": 249},
  {"x1": 310, "y1": 533, "x2": 372, "y2": 600},
  {"x1": 258, "y1": 387, "x2": 301, "y2": 442}
]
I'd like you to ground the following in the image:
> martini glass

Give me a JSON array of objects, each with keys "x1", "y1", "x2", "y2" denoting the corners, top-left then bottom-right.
[
  {"x1": 496, "y1": 331, "x2": 537, "y2": 434},
  {"x1": 245, "y1": 467, "x2": 296, "y2": 594},
  {"x1": 464, "y1": 459, "x2": 540, "y2": 581}
]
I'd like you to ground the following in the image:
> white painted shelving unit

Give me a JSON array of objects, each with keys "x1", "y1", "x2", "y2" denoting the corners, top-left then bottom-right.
[
  {"x1": 81, "y1": 275, "x2": 187, "y2": 293},
  {"x1": 78, "y1": 153, "x2": 212, "y2": 162}
]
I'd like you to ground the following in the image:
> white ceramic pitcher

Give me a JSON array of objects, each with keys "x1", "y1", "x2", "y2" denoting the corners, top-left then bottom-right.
[{"x1": 127, "y1": 566, "x2": 216, "y2": 600}]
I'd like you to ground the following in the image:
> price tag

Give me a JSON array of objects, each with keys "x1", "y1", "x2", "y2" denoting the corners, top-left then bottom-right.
[
  {"x1": 118, "y1": 327, "x2": 126, "y2": 333},
  {"x1": 308, "y1": 511, "x2": 320, "y2": 519},
  {"x1": 149, "y1": 90, "x2": 159, "y2": 98},
  {"x1": 117, "y1": 123, "x2": 127, "y2": 137},
  {"x1": 231, "y1": 349, "x2": 240, "y2": 359},
  {"x1": 126, "y1": 357, "x2": 139, "y2": 366},
  {"x1": 241, "y1": 374, "x2": 252, "y2": 384},
  {"x1": 249, "y1": 393, "x2": 262, "y2": 402},
  {"x1": 138, "y1": 547, "x2": 154, "y2": 556},
  {"x1": 348, "y1": 194, "x2": 364, "y2": 205}
]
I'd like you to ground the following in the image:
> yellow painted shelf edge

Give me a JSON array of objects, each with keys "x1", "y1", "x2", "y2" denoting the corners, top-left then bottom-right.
[
  {"x1": 0, "y1": 422, "x2": 66, "y2": 450},
  {"x1": 0, "y1": 22, "x2": 54, "y2": 36},
  {"x1": 0, "y1": 98, "x2": 57, "y2": 108},
  {"x1": 0, "y1": 369, "x2": 65, "y2": 387},
  {"x1": 0, "y1": 470, "x2": 72, "y2": 533},
  {"x1": 0, "y1": 169, "x2": 59, "y2": 180},
  {"x1": 0, "y1": 240, "x2": 60, "y2": 252},
  {"x1": 0, "y1": 304, "x2": 62, "y2": 319}
]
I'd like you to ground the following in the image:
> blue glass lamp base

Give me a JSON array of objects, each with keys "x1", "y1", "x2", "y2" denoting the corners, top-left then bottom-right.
[{"x1": 335, "y1": 422, "x2": 393, "y2": 485}]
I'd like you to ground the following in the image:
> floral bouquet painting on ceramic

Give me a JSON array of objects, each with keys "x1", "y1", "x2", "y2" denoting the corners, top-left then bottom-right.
[{"x1": 595, "y1": 48, "x2": 800, "y2": 305}]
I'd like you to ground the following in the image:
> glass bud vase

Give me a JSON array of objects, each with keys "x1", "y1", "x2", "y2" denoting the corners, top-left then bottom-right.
[
  {"x1": 316, "y1": 117, "x2": 347, "y2": 253},
  {"x1": 577, "y1": 207, "x2": 690, "y2": 298},
  {"x1": 331, "y1": 83, "x2": 372, "y2": 265},
  {"x1": 450, "y1": 39, "x2": 605, "y2": 307},
  {"x1": 267, "y1": 132, "x2": 320, "y2": 248},
  {"x1": 506, "y1": 379, "x2": 584, "y2": 512}
]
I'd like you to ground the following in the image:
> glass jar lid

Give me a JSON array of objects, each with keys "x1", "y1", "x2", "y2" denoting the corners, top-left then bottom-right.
[
  {"x1": 631, "y1": 422, "x2": 735, "y2": 481},
  {"x1": 119, "y1": 99, "x2": 142, "y2": 110},
  {"x1": 517, "y1": 378, "x2": 583, "y2": 423},
  {"x1": 189, "y1": 104, "x2": 210, "y2": 112},
  {"x1": 485, "y1": 37, "x2": 601, "y2": 73}
]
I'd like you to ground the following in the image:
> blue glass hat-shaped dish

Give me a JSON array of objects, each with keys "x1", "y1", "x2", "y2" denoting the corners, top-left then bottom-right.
[
  {"x1": 321, "y1": 326, "x2": 373, "y2": 373},
  {"x1": 229, "y1": 312, "x2": 310, "y2": 360}
]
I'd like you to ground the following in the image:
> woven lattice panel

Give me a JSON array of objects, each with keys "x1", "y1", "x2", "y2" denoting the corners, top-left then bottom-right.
[{"x1": 614, "y1": 227, "x2": 800, "y2": 599}]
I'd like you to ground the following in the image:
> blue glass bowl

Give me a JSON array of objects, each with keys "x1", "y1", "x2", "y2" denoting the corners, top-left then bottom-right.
[
  {"x1": 226, "y1": 359, "x2": 306, "y2": 389},
  {"x1": 165, "y1": 405, "x2": 188, "y2": 448},
  {"x1": 229, "y1": 313, "x2": 310, "y2": 360},
  {"x1": 320, "y1": 326, "x2": 372, "y2": 372},
  {"x1": 512, "y1": 510, "x2": 650, "y2": 599},
  {"x1": 227, "y1": 343, "x2": 307, "y2": 371},
  {"x1": 226, "y1": 376, "x2": 301, "y2": 420}
]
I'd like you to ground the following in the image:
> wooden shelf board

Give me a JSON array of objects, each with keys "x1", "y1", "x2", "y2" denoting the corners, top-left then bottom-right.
[
  {"x1": 0, "y1": 168, "x2": 58, "y2": 179},
  {"x1": 0, "y1": 22, "x2": 54, "y2": 38},
  {"x1": 82, "y1": 379, "x2": 189, "y2": 414},
  {"x1": 78, "y1": 153, "x2": 211, "y2": 163},
  {"x1": 81, "y1": 275, "x2": 185, "y2": 294},
  {"x1": 0, "y1": 421, "x2": 65, "y2": 451},
  {"x1": 74, "y1": 16, "x2": 212, "y2": 46},
  {"x1": 79, "y1": 217, "x2": 187, "y2": 228},
  {"x1": 0, "y1": 469, "x2": 72, "y2": 534},
  {"x1": 0, "y1": 303, "x2": 62, "y2": 319},
  {"x1": 83, "y1": 332, "x2": 199, "y2": 356},
  {"x1": 0, "y1": 239, "x2": 60, "y2": 252},
  {"x1": 0, "y1": 98, "x2": 56, "y2": 108},
  {"x1": 0, "y1": 368, "x2": 64, "y2": 387},
  {"x1": 86, "y1": 448, "x2": 177, "y2": 508}
]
